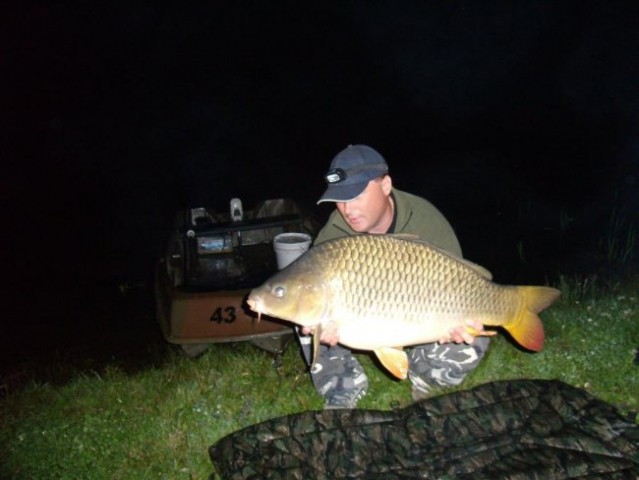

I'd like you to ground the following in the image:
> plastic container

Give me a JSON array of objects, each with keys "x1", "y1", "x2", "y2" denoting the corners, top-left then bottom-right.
[{"x1": 273, "y1": 233, "x2": 312, "y2": 270}]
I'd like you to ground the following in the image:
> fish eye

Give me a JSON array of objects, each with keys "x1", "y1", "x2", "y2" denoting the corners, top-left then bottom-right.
[{"x1": 273, "y1": 286, "x2": 285, "y2": 298}]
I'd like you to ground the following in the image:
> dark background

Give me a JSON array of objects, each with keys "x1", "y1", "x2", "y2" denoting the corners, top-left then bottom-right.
[{"x1": 2, "y1": 2, "x2": 638, "y2": 378}]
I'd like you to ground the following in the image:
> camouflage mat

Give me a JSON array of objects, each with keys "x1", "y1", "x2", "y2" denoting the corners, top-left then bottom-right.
[{"x1": 209, "y1": 379, "x2": 639, "y2": 479}]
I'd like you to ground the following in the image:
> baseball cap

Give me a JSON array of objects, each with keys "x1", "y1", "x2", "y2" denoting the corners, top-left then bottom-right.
[{"x1": 317, "y1": 145, "x2": 389, "y2": 203}]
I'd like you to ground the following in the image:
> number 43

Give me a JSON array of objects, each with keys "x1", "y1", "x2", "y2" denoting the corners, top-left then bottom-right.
[{"x1": 210, "y1": 306, "x2": 236, "y2": 324}]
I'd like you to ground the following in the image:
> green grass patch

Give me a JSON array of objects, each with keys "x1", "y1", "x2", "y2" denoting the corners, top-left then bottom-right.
[{"x1": 1, "y1": 279, "x2": 638, "y2": 479}]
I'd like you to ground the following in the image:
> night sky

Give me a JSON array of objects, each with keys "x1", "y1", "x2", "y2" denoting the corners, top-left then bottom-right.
[{"x1": 3, "y1": 2, "x2": 638, "y2": 368}]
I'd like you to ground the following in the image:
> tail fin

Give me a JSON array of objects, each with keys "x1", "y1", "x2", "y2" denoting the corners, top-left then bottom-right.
[{"x1": 505, "y1": 286, "x2": 561, "y2": 351}]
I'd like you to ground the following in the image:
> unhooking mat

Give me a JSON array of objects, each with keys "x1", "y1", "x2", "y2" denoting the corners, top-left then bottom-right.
[{"x1": 209, "y1": 379, "x2": 639, "y2": 479}]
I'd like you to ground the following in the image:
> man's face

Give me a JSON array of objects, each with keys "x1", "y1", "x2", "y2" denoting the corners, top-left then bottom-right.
[{"x1": 336, "y1": 176, "x2": 392, "y2": 234}]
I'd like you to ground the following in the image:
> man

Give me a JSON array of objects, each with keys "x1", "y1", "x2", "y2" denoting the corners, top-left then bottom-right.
[{"x1": 299, "y1": 144, "x2": 489, "y2": 409}]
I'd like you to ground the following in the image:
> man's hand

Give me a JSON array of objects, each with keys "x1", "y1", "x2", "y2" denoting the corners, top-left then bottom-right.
[
  {"x1": 439, "y1": 320, "x2": 485, "y2": 344},
  {"x1": 300, "y1": 322, "x2": 340, "y2": 346}
]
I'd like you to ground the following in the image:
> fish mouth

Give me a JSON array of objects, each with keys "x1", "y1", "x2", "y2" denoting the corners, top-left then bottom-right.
[
  {"x1": 246, "y1": 295, "x2": 263, "y2": 320},
  {"x1": 246, "y1": 296, "x2": 256, "y2": 310}
]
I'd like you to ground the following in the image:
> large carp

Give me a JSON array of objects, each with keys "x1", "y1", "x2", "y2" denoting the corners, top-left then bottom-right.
[{"x1": 247, "y1": 234, "x2": 560, "y2": 379}]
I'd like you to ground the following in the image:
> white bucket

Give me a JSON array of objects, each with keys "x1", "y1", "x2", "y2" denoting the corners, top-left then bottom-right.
[{"x1": 273, "y1": 233, "x2": 312, "y2": 270}]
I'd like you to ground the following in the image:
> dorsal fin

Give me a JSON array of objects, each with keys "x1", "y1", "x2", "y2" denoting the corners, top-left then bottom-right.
[{"x1": 391, "y1": 233, "x2": 420, "y2": 241}]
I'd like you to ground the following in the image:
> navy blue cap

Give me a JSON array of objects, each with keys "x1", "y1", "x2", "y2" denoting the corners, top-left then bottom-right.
[{"x1": 317, "y1": 145, "x2": 389, "y2": 203}]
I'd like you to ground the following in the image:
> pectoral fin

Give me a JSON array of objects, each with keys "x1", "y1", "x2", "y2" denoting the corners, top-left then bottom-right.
[
  {"x1": 311, "y1": 324, "x2": 321, "y2": 370},
  {"x1": 374, "y1": 347, "x2": 409, "y2": 379},
  {"x1": 465, "y1": 325, "x2": 498, "y2": 337}
]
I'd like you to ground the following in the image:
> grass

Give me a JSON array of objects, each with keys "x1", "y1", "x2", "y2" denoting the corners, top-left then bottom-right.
[
  {"x1": 602, "y1": 205, "x2": 637, "y2": 264},
  {"x1": 1, "y1": 277, "x2": 638, "y2": 479}
]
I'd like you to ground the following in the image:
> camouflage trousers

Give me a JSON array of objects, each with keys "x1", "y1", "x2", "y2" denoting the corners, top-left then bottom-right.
[
  {"x1": 296, "y1": 331, "x2": 368, "y2": 408},
  {"x1": 408, "y1": 336, "x2": 490, "y2": 400},
  {"x1": 296, "y1": 328, "x2": 490, "y2": 407}
]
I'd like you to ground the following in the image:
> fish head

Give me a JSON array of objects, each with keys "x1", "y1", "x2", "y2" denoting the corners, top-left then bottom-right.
[{"x1": 247, "y1": 262, "x2": 330, "y2": 328}]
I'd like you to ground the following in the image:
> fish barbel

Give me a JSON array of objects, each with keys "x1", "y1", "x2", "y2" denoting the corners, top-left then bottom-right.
[{"x1": 247, "y1": 234, "x2": 560, "y2": 379}]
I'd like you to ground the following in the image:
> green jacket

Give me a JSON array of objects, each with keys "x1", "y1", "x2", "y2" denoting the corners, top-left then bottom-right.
[{"x1": 314, "y1": 188, "x2": 462, "y2": 257}]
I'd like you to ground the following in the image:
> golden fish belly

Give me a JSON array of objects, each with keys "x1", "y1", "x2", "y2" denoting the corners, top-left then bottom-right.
[
  {"x1": 336, "y1": 313, "x2": 462, "y2": 349},
  {"x1": 329, "y1": 283, "x2": 516, "y2": 350}
]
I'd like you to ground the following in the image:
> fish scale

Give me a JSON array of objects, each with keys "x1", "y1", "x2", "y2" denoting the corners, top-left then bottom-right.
[
  {"x1": 247, "y1": 234, "x2": 560, "y2": 379},
  {"x1": 336, "y1": 236, "x2": 478, "y2": 318}
]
